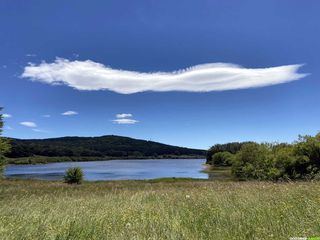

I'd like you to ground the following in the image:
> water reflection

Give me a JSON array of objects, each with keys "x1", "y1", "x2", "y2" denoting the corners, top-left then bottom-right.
[{"x1": 5, "y1": 159, "x2": 208, "y2": 181}]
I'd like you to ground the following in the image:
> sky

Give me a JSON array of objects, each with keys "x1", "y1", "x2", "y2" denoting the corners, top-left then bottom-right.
[{"x1": 0, "y1": 0, "x2": 319, "y2": 149}]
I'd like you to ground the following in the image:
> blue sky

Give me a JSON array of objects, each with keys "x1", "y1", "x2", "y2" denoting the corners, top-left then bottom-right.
[{"x1": 0, "y1": 0, "x2": 319, "y2": 149}]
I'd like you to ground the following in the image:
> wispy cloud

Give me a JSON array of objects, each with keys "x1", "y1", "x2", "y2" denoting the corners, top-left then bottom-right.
[
  {"x1": 21, "y1": 58, "x2": 308, "y2": 94},
  {"x1": 113, "y1": 113, "x2": 138, "y2": 124},
  {"x1": 6, "y1": 126, "x2": 13, "y2": 130},
  {"x1": 32, "y1": 128, "x2": 49, "y2": 133},
  {"x1": 26, "y1": 53, "x2": 37, "y2": 57},
  {"x1": 112, "y1": 118, "x2": 139, "y2": 124},
  {"x1": 116, "y1": 113, "x2": 133, "y2": 118},
  {"x1": 2, "y1": 113, "x2": 12, "y2": 118},
  {"x1": 61, "y1": 111, "x2": 78, "y2": 116},
  {"x1": 42, "y1": 114, "x2": 51, "y2": 118},
  {"x1": 20, "y1": 121, "x2": 37, "y2": 127}
]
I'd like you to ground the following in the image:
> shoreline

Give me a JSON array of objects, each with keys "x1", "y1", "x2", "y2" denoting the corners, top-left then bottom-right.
[{"x1": 6, "y1": 155, "x2": 206, "y2": 165}]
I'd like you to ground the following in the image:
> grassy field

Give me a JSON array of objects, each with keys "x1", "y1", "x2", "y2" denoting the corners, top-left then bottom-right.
[{"x1": 0, "y1": 179, "x2": 320, "y2": 240}]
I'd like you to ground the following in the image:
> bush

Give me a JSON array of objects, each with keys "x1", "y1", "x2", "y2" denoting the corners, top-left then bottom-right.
[
  {"x1": 210, "y1": 151, "x2": 234, "y2": 166},
  {"x1": 64, "y1": 167, "x2": 84, "y2": 184},
  {"x1": 292, "y1": 134, "x2": 320, "y2": 176},
  {"x1": 229, "y1": 133, "x2": 320, "y2": 181},
  {"x1": 271, "y1": 144, "x2": 296, "y2": 180},
  {"x1": 206, "y1": 142, "x2": 252, "y2": 164},
  {"x1": 231, "y1": 143, "x2": 273, "y2": 180},
  {"x1": 0, "y1": 108, "x2": 11, "y2": 177}
]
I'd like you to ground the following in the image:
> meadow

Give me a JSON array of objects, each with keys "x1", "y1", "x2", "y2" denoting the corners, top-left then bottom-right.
[{"x1": 0, "y1": 179, "x2": 320, "y2": 240}]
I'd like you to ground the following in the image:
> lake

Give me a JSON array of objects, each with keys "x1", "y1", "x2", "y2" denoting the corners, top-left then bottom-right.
[{"x1": 4, "y1": 159, "x2": 208, "y2": 181}]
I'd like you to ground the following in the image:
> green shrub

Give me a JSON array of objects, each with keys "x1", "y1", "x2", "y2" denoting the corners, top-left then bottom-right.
[
  {"x1": 270, "y1": 144, "x2": 295, "y2": 180},
  {"x1": 231, "y1": 143, "x2": 299, "y2": 181},
  {"x1": 211, "y1": 151, "x2": 234, "y2": 166},
  {"x1": 206, "y1": 142, "x2": 252, "y2": 164},
  {"x1": 292, "y1": 134, "x2": 320, "y2": 176},
  {"x1": 231, "y1": 143, "x2": 273, "y2": 180},
  {"x1": 0, "y1": 108, "x2": 11, "y2": 177},
  {"x1": 229, "y1": 133, "x2": 320, "y2": 181},
  {"x1": 64, "y1": 167, "x2": 84, "y2": 184}
]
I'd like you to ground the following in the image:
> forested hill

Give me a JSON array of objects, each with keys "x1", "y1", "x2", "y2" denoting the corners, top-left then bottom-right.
[{"x1": 6, "y1": 135, "x2": 206, "y2": 160}]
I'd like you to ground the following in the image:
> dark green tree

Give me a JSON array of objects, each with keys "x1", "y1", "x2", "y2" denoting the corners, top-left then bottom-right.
[
  {"x1": 0, "y1": 108, "x2": 11, "y2": 177},
  {"x1": 206, "y1": 142, "x2": 253, "y2": 164},
  {"x1": 231, "y1": 143, "x2": 273, "y2": 180},
  {"x1": 291, "y1": 134, "x2": 320, "y2": 178},
  {"x1": 210, "y1": 151, "x2": 235, "y2": 166}
]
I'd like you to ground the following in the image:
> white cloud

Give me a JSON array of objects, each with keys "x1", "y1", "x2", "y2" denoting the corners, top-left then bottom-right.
[
  {"x1": 42, "y1": 114, "x2": 51, "y2": 118},
  {"x1": 113, "y1": 113, "x2": 138, "y2": 124},
  {"x1": 116, "y1": 113, "x2": 133, "y2": 118},
  {"x1": 112, "y1": 118, "x2": 139, "y2": 124},
  {"x1": 26, "y1": 53, "x2": 37, "y2": 57},
  {"x1": 61, "y1": 111, "x2": 78, "y2": 116},
  {"x1": 32, "y1": 128, "x2": 49, "y2": 133},
  {"x1": 20, "y1": 121, "x2": 37, "y2": 127},
  {"x1": 21, "y1": 58, "x2": 308, "y2": 94},
  {"x1": 2, "y1": 113, "x2": 12, "y2": 118},
  {"x1": 6, "y1": 126, "x2": 13, "y2": 130}
]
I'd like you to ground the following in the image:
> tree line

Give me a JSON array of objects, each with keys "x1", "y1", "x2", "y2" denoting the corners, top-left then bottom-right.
[
  {"x1": 207, "y1": 133, "x2": 320, "y2": 180},
  {"x1": 0, "y1": 108, "x2": 10, "y2": 176},
  {"x1": 5, "y1": 136, "x2": 205, "y2": 159}
]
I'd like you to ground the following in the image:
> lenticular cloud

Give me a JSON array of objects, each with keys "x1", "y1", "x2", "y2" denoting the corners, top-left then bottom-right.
[{"x1": 21, "y1": 58, "x2": 307, "y2": 94}]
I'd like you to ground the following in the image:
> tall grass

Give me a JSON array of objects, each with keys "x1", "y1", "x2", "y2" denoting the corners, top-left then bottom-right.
[{"x1": 0, "y1": 179, "x2": 319, "y2": 239}]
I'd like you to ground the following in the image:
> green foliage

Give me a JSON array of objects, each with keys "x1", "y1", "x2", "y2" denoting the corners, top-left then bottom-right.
[
  {"x1": 6, "y1": 135, "x2": 206, "y2": 159},
  {"x1": 0, "y1": 108, "x2": 11, "y2": 177},
  {"x1": 206, "y1": 142, "x2": 252, "y2": 164},
  {"x1": 271, "y1": 144, "x2": 296, "y2": 179},
  {"x1": 210, "y1": 151, "x2": 234, "y2": 166},
  {"x1": 64, "y1": 167, "x2": 84, "y2": 184},
  {"x1": 293, "y1": 134, "x2": 320, "y2": 173},
  {"x1": 231, "y1": 143, "x2": 273, "y2": 180},
  {"x1": 229, "y1": 133, "x2": 320, "y2": 181}
]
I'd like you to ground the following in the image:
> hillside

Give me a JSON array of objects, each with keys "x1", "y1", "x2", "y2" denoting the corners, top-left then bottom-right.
[{"x1": 5, "y1": 135, "x2": 206, "y2": 162}]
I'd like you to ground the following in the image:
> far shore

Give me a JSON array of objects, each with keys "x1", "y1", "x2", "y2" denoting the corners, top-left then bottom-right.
[{"x1": 6, "y1": 155, "x2": 206, "y2": 165}]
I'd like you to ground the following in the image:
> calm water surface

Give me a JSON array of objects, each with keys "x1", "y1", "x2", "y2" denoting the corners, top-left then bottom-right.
[{"x1": 4, "y1": 159, "x2": 208, "y2": 181}]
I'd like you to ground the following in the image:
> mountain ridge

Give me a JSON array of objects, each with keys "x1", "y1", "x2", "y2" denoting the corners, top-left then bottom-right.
[{"x1": 5, "y1": 135, "x2": 206, "y2": 162}]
